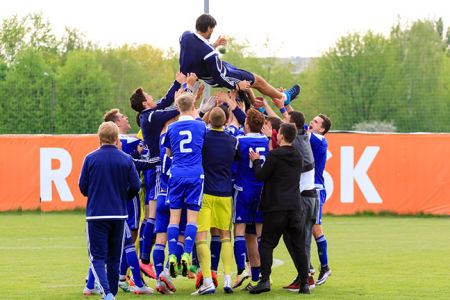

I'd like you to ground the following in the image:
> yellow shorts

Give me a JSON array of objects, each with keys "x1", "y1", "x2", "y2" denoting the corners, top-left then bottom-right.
[{"x1": 197, "y1": 194, "x2": 232, "y2": 232}]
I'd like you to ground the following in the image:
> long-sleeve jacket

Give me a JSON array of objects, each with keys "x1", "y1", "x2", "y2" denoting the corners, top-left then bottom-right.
[
  {"x1": 252, "y1": 145, "x2": 304, "y2": 213},
  {"x1": 79, "y1": 145, "x2": 141, "y2": 220}
]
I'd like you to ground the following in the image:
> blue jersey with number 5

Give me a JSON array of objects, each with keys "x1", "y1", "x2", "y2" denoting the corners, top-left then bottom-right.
[{"x1": 164, "y1": 116, "x2": 206, "y2": 178}]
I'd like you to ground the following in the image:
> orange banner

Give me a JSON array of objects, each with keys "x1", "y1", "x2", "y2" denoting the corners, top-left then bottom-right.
[{"x1": 0, "y1": 133, "x2": 449, "y2": 215}]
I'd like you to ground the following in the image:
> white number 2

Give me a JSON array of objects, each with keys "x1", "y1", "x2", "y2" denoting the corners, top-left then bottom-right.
[
  {"x1": 249, "y1": 147, "x2": 266, "y2": 168},
  {"x1": 179, "y1": 130, "x2": 192, "y2": 153}
]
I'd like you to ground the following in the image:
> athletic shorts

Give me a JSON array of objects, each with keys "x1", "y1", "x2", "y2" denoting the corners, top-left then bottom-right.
[
  {"x1": 167, "y1": 175, "x2": 204, "y2": 212},
  {"x1": 198, "y1": 194, "x2": 232, "y2": 232},
  {"x1": 315, "y1": 189, "x2": 327, "y2": 225},
  {"x1": 232, "y1": 184, "x2": 264, "y2": 224},
  {"x1": 126, "y1": 195, "x2": 140, "y2": 230},
  {"x1": 144, "y1": 166, "x2": 161, "y2": 204},
  {"x1": 154, "y1": 193, "x2": 187, "y2": 234},
  {"x1": 212, "y1": 61, "x2": 255, "y2": 87}
]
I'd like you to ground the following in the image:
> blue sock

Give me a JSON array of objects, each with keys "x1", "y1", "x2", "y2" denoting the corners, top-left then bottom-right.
[
  {"x1": 125, "y1": 244, "x2": 143, "y2": 288},
  {"x1": 192, "y1": 242, "x2": 200, "y2": 267},
  {"x1": 316, "y1": 235, "x2": 328, "y2": 268},
  {"x1": 141, "y1": 218, "x2": 155, "y2": 262},
  {"x1": 210, "y1": 235, "x2": 221, "y2": 272},
  {"x1": 176, "y1": 241, "x2": 184, "y2": 262},
  {"x1": 167, "y1": 224, "x2": 179, "y2": 256},
  {"x1": 119, "y1": 249, "x2": 128, "y2": 276},
  {"x1": 86, "y1": 267, "x2": 96, "y2": 289},
  {"x1": 234, "y1": 236, "x2": 246, "y2": 273},
  {"x1": 184, "y1": 223, "x2": 198, "y2": 254},
  {"x1": 139, "y1": 219, "x2": 147, "y2": 257},
  {"x1": 251, "y1": 266, "x2": 260, "y2": 282},
  {"x1": 153, "y1": 244, "x2": 165, "y2": 278}
]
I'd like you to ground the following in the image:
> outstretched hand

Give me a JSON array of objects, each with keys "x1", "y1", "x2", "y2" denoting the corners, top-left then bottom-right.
[
  {"x1": 249, "y1": 149, "x2": 260, "y2": 162},
  {"x1": 186, "y1": 73, "x2": 198, "y2": 88},
  {"x1": 213, "y1": 35, "x2": 227, "y2": 48},
  {"x1": 176, "y1": 71, "x2": 187, "y2": 84}
]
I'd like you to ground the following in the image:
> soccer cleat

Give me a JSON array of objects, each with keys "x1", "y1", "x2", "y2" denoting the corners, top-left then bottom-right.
[
  {"x1": 83, "y1": 286, "x2": 101, "y2": 296},
  {"x1": 191, "y1": 282, "x2": 216, "y2": 295},
  {"x1": 223, "y1": 275, "x2": 233, "y2": 294},
  {"x1": 139, "y1": 260, "x2": 156, "y2": 279},
  {"x1": 118, "y1": 280, "x2": 131, "y2": 292},
  {"x1": 232, "y1": 269, "x2": 249, "y2": 289},
  {"x1": 195, "y1": 271, "x2": 204, "y2": 289},
  {"x1": 133, "y1": 285, "x2": 154, "y2": 295},
  {"x1": 188, "y1": 265, "x2": 197, "y2": 279},
  {"x1": 156, "y1": 280, "x2": 173, "y2": 295},
  {"x1": 283, "y1": 84, "x2": 301, "y2": 105},
  {"x1": 168, "y1": 254, "x2": 178, "y2": 278},
  {"x1": 241, "y1": 281, "x2": 257, "y2": 291},
  {"x1": 249, "y1": 280, "x2": 270, "y2": 294},
  {"x1": 181, "y1": 252, "x2": 190, "y2": 277},
  {"x1": 316, "y1": 266, "x2": 331, "y2": 285},
  {"x1": 283, "y1": 277, "x2": 300, "y2": 292},
  {"x1": 159, "y1": 273, "x2": 176, "y2": 292},
  {"x1": 211, "y1": 271, "x2": 219, "y2": 288}
]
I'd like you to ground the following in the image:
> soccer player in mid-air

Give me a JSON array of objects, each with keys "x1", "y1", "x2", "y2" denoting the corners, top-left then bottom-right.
[
  {"x1": 180, "y1": 14, "x2": 301, "y2": 105},
  {"x1": 163, "y1": 92, "x2": 207, "y2": 291}
]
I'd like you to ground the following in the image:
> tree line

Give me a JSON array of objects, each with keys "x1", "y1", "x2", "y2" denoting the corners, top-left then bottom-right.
[{"x1": 0, "y1": 13, "x2": 448, "y2": 134}]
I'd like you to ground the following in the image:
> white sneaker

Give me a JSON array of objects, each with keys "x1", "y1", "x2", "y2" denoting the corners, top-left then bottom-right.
[
  {"x1": 191, "y1": 282, "x2": 216, "y2": 295},
  {"x1": 83, "y1": 286, "x2": 101, "y2": 296},
  {"x1": 133, "y1": 285, "x2": 154, "y2": 295},
  {"x1": 232, "y1": 269, "x2": 249, "y2": 288},
  {"x1": 118, "y1": 280, "x2": 131, "y2": 292}
]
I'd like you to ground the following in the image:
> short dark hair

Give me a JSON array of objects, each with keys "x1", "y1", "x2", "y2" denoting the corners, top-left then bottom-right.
[
  {"x1": 266, "y1": 116, "x2": 282, "y2": 131},
  {"x1": 318, "y1": 113, "x2": 332, "y2": 135},
  {"x1": 130, "y1": 88, "x2": 146, "y2": 113},
  {"x1": 288, "y1": 111, "x2": 305, "y2": 130},
  {"x1": 279, "y1": 123, "x2": 297, "y2": 143},
  {"x1": 196, "y1": 14, "x2": 217, "y2": 33},
  {"x1": 218, "y1": 103, "x2": 230, "y2": 121}
]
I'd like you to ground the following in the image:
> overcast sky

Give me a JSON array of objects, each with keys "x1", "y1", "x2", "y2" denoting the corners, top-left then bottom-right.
[{"x1": 1, "y1": 0, "x2": 449, "y2": 57}]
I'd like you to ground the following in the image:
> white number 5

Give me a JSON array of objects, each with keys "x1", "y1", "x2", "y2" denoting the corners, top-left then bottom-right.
[
  {"x1": 249, "y1": 147, "x2": 266, "y2": 168},
  {"x1": 179, "y1": 130, "x2": 192, "y2": 153}
]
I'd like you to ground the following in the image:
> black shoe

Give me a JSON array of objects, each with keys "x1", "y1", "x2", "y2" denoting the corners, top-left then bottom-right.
[
  {"x1": 316, "y1": 266, "x2": 331, "y2": 285},
  {"x1": 299, "y1": 283, "x2": 310, "y2": 294},
  {"x1": 249, "y1": 280, "x2": 270, "y2": 294}
]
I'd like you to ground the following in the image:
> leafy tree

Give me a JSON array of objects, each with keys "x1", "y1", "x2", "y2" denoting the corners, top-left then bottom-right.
[{"x1": 55, "y1": 50, "x2": 114, "y2": 133}]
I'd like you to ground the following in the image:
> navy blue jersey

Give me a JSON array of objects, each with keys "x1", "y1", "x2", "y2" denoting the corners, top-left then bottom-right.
[
  {"x1": 234, "y1": 133, "x2": 269, "y2": 187},
  {"x1": 180, "y1": 31, "x2": 237, "y2": 90},
  {"x1": 140, "y1": 81, "x2": 180, "y2": 162},
  {"x1": 310, "y1": 132, "x2": 328, "y2": 188},
  {"x1": 79, "y1": 145, "x2": 141, "y2": 220},
  {"x1": 164, "y1": 116, "x2": 206, "y2": 178},
  {"x1": 202, "y1": 128, "x2": 238, "y2": 197},
  {"x1": 159, "y1": 132, "x2": 172, "y2": 192}
]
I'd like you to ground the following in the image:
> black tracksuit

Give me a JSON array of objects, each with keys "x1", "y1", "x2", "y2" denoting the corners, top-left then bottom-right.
[{"x1": 252, "y1": 145, "x2": 309, "y2": 284}]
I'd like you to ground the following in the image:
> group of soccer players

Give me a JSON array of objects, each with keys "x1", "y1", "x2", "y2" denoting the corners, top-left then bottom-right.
[{"x1": 83, "y1": 13, "x2": 332, "y2": 298}]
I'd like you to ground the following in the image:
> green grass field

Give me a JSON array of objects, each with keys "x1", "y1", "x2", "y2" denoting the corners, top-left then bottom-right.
[{"x1": 0, "y1": 212, "x2": 449, "y2": 299}]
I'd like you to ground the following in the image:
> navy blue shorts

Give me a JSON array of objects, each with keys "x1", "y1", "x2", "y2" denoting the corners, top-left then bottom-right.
[
  {"x1": 232, "y1": 183, "x2": 264, "y2": 224},
  {"x1": 126, "y1": 195, "x2": 140, "y2": 230},
  {"x1": 154, "y1": 193, "x2": 187, "y2": 234},
  {"x1": 144, "y1": 166, "x2": 161, "y2": 204}
]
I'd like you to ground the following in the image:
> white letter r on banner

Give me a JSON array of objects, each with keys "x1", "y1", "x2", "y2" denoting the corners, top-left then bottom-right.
[{"x1": 40, "y1": 148, "x2": 74, "y2": 202}]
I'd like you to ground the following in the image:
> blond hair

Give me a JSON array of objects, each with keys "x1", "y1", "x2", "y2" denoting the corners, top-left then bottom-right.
[
  {"x1": 98, "y1": 121, "x2": 119, "y2": 145},
  {"x1": 209, "y1": 107, "x2": 226, "y2": 128},
  {"x1": 176, "y1": 93, "x2": 195, "y2": 113}
]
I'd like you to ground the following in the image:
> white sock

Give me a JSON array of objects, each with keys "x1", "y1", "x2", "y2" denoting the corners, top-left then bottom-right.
[
  {"x1": 204, "y1": 277, "x2": 213, "y2": 286},
  {"x1": 282, "y1": 93, "x2": 287, "y2": 101}
]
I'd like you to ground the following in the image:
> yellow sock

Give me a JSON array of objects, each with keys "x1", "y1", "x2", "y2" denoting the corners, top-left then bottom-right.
[
  {"x1": 221, "y1": 238, "x2": 233, "y2": 276},
  {"x1": 196, "y1": 241, "x2": 211, "y2": 279}
]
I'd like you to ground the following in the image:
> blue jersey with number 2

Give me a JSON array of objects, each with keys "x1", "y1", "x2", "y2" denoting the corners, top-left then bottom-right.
[{"x1": 164, "y1": 116, "x2": 206, "y2": 178}]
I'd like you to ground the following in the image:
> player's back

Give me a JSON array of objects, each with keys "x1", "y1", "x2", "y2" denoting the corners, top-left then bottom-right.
[
  {"x1": 119, "y1": 134, "x2": 140, "y2": 155},
  {"x1": 235, "y1": 133, "x2": 269, "y2": 187},
  {"x1": 179, "y1": 31, "x2": 216, "y2": 80},
  {"x1": 165, "y1": 116, "x2": 206, "y2": 178}
]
